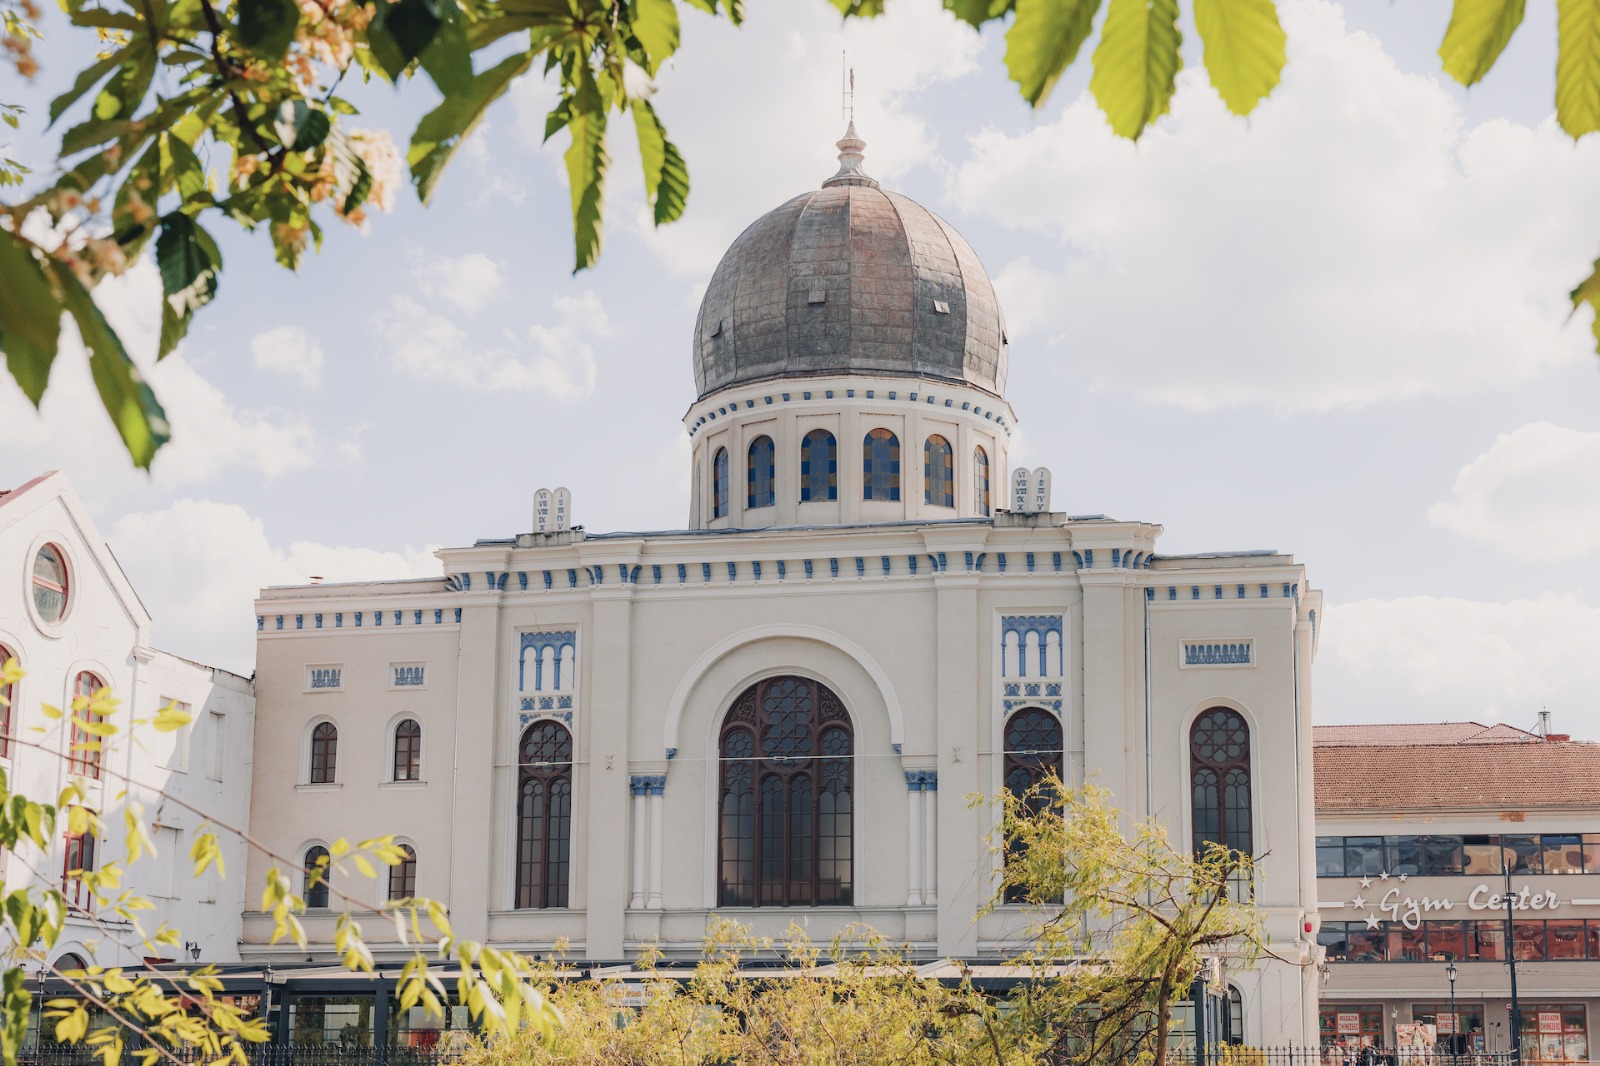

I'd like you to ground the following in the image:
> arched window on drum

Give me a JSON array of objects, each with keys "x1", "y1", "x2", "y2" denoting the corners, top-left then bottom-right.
[
  {"x1": 516, "y1": 721, "x2": 573, "y2": 909},
  {"x1": 747, "y1": 435, "x2": 776, "y2": 509},
  {"x1": 1190, "y1": 707, "x2": 1253, "y2": 898},
  {"x1": 924, "y1": 435, "x2": 953, "y2": 508},
  {"x1": 801, "y1": 430, "x2": 837, "y2": 502},
  {"x1": 1001, "y1": 708, "x2": 1064, "y2": 903},
  {"x1": 718, "y1": 676, "x2": 852, "y2": 907},
  {"x1": 862, "y1": 430, "x2": 900, "y2": 502},
  {"x1": 973, "y1": 446, "x2": 990, "y2": 516},
  {"x1": 712, "y1": 448, "x2": 730, "y2": 519}
]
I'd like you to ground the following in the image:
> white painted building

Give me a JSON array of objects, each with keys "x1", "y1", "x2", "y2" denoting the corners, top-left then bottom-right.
[
  {"x1": 0, "y1": 471, "x2": 256, "y2": 971},
  {"x1": 246, "y1": 126, "x2": 1325, "y2": 1043}
]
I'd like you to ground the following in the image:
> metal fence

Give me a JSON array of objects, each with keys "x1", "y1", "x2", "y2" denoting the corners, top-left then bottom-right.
[{"x1": 22, "y1": 1047, "x2": 463, "y2": 1066}]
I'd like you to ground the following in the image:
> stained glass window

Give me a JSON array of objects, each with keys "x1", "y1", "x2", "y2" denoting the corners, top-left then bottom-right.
[
  {"x1": 801, "y1": 430, "x2": 837, "y2": 502},
  {"x1": 924, "y1": 435, "x2": 953, "y2": 507},
  {"x1": 712, "y1": 448, "x2": 729, "y2": 519},
  {"x1": 309, "y1": 721, "x2": 338, "y2": 783},
  {"x1": 973, "y1": 447, "x2": 990, "y2": 516},
  {"x1": 1191, "y1": 707, "x2": 1253, "y2": 895},
  {"x1": 1002, "y1": 708, "x2": 1064, "y2": 903},
  {"x1": 393, "y1": 719, "x2": 421, "y2": 781},
  {"x1": 516, "y1": 721, "x2": 573, "y2": 908},
  {"x1": 747, "y1": 436, "x2": 775, "y2": 508},
  {"x1": 863, "y1": 429, "x2": 900, "y2": 502},
  {"x1": 718, "y1": 676, "x2": 852, "y2": 907}
]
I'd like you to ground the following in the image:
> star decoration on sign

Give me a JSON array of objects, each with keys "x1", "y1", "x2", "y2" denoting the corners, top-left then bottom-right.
[
  {"x1": 1379, "y1": 871, "x2": 1390, "y2": 881},
  {"x1": 1360, "y1": 876, "x2": 1373, "y2": 888},
  {"x1": 1352, "y1": 896, "x2": 1367, "y2": 909},
  {"x1": 1399, "y1": 874, "x2": 1408, "y2": 882},
  {"x1": 1366, "y1": 914, "x2": 1380, "y2": 929}
]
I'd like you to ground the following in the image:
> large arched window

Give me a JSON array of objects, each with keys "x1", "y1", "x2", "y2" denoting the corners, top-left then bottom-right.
[
  {"x1": 924, "y1": 435, "x2": 954, "y2": 507},
  {"x1": 388, "y1": 844, "x2": 417, "y2": 901},
  {"x1": 1191, "y1": 707, "x2": 1253, "y2": 893},
  {"x1": 973, "y1": 447, "x2": 991, "y2": 516},
  {"x1": 1002, "y1": 708, "x2": 1064, "y2": 903},
  {"x1": 309, "y1": 722, "x2": 338, "y2": 784},
  {"x1": 718, "y1": 676, "x2": 852, "y2": 907},
  {"x1": 393, "y1": 719, "x2": 421, "y2": 781},
  {"x1": 801, "y1": 430, "x2": 837, "y2": 502},
  {"x1": 862, "y1": 429, "x2": 900, "y2": 502},
  {"x1": 516, "y1": 721, "x2": 572, "y2": 909},
  {"x1": 304, "y1": 845, "x2": 330, "y2": 908},
  {"x1": 712, "y1": 448, "x2": 729, "y2": 519},
  {"x1": 0, "y1": 644, "x2": 15, "y2": 759},
  {"x1": 69, "y1": 672, "x2": 105, "y2": 779},
  {"x1": 747, "y1": 436, "x2": 775, "y2": 509}
]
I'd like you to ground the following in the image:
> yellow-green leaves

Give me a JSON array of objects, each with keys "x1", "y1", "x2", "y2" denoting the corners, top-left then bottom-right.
[
  {"x1": 630, "y1": 0, "x2": 681, "y2": 75},
  {"x1": 0, "y1": 231, "x2": 61, "y2": 407},
  {"x1": 564, "y1": 81, "x2": 610, "y2": 273},
  {"x1": 190, "y1": 827, "x2": 224, "y2": 877},
  {"x1": 1440, "y1": 0, "x2": 1527, "y2": 86},
  {"x1": 1194, "y1": 0, "x2": 1285, "y2": 116},
  {"x1": 1557, "y1": 0, "x2": 1600, "y2": 137},
  {"x1": 1005, "y1": 0, "x2": 1103, "y2": 108},
  {"x1": 631, "y1": 99, "x2": 689, "y2": 226},
  {"x1": 152, "y1": 700, "x2": 191, "y2": 733},
  {"x1": 408, "y1": 51, "x2": 535, "y2": 204},
  {"x1": 1573, "y1": 256, "x2": 1600, "y2": 345},
  {"x1": 1090, "y1": 0, "x2": 1183, "y2": 140}
]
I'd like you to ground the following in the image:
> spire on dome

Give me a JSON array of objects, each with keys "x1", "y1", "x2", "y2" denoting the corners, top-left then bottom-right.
[{"x1": 822, "y1": 121, "x2": 878, "y2": 189}]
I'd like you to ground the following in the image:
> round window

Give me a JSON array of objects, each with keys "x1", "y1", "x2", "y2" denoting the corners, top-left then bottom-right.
[{"x1": 31, "y1": 544, "x2": 69, "y2": 624}]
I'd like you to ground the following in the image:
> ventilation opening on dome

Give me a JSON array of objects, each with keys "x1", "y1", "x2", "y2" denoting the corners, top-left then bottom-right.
[
  {"x1": 933, "y1": 300, "x2": 950, "y2": 314},
  {"x1": 711, "y1": 319, "x2": 724, "y2": 338},
  {"x1": 808, "y1": 290, "x2": 827, "y2": 305}
]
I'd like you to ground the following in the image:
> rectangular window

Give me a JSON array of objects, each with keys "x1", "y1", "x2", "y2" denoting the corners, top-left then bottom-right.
[
  {"x1": 1513, "y1": 919, "x2": 1546, "y2": 960},
  {"x1": 208, "y1": 711, "x2": 226, "y2": 782},
  {"x1": 1547, "y1": 919, "x2": 1585, "y2": 959},
  {"x1": 1422, "y1": 835, "x2": 1465, "y2": 875},
  {"x1": 1347, "y1": 924, "x2": 1386, "y2": 962},
  {"x1": 1316, "y1": 837, "x2": 1345, "y2": 878},
  {"x1": 1344, "y1": 837, "x2": 1384, "y2": 877},
  {"x1": 1387, "y1": 835, "x2": 1423, "y2": 876},
  {"x1": 1317, "y1": 921, "x2": 1351, "y2": 962},
  {"x1": 1470, "y1": 921, "x2": 1505, "y2": 961},
  {"x1": 1396, "y1": 923, "x2": 1429, "y2": 962},
  {"x1": 1543, "y1": 834, "x2": 1585, "y2": 874},
  {"x1": 1503, "y1": 834, "x2": 1542, "y2": 874},
  {"x1": 1426, "y1": 920, "x2": 1466, "y2": 961},
  {"x1": 162, "y1": 699, "x2": 191, "y2": 772},
  {"x1": 62, "y1": 832, "x2": 96, "y2": 909},
  {"x1": 1463, "y1": 835, "x2": 1502, "y2": 876}
]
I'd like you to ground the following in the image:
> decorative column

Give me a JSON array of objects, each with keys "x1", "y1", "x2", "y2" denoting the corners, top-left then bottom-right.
[
  {"x1": 905, "y1": 773, "x2": 924, "y2": 906},
  {"x1": 628, "y1": 777, "x2": 649, "y2": 908},
  {"x1": 646, "y1": 776, "x2": 666, "y2": 908},
  {"x1": 922, "y1": 772, "x2": 938, "y2": 905}
]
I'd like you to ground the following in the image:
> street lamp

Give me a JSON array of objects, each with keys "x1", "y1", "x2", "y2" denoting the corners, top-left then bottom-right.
[{"x1": 1445, "y1": 960, "x2": 1459, "y2": 1062}]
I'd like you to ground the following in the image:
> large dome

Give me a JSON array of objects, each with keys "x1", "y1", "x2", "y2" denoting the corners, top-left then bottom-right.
[{"x1": 692, "y1": 124, "x2": 1008, "y2": 400}]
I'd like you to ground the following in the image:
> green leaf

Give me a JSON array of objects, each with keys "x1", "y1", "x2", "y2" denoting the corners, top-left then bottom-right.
[
  {"x1": 369, "y1": 0, "x2": 445, "y2": 80},
  {"x1": 407, "y1": 50, "x2": 534, "y2": 203},
  {"x1": 1438, "y1": 0, "x2": 1526, "y2": 86},
  {"x1": 48, "y1": 262, "x2": 171, "y2": 468},
  {"x1": 1557, "y1": 0, "x2": 1600, "y2": 137},
  {"x1": 1193, "y1": 0, "x2": 1285, "y2": 116},
  {"x1": 419, "y1": 4, "x2": 473, "y2": 96},
  {"x1": 565, "y1": 80, "x2": 609, "y2": 272},
  {"x1": 0, "y1": 231, "x2": 63, "y2": 405},
  {"x1": 1572, "y1": 255, "x2": 1600, "y2": 348},
  {"x1": 92, "y1": 50, "x2": 156, "y2": 121},
  {"x1": 631, "y1": 98, "x2": 688, "y2": 225},
  {"x1": 155, "y1": 213, "x2": 222, "y2": 358},
  {"x1": 237, "y1": 0, "x2": 300, "y2": 59},
  {"x1": 49, "y1": 52, "x2": 124, "y2": 126},
  {"x1": 1089, "y1": 0, "x2": 1182, "y2": 140},
  {"x1": 945, "y1": 0, "x2": 1010, "y2": 29},
  {"x1": 1005, "y1": 0, "x2": 1102, "y2": 107},
  {"x1": 272, "y1": 100, "x2": 331, "y2": 151},
  {"x1": 631, "y1": 0, "x2": 680, "y2": 73},
  {"x1": 827, "y1": 0, "x2": 885, "y2": 14},
  {"x1": 163, "y1": 133, "x2": 209, "y2": 200}
]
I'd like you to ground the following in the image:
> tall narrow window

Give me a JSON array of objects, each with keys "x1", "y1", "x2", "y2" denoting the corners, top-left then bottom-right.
[
  {"x1": 924, "y1": 435, "x2": 954, "y2": 507},
  {"x1": 800, "y1": 430, "x2": 838, "y2": 502},
  {"x1": 388, "y1": 844, "x2": 417, "y2": 900},
  {"x1": 1191, "y1": 707, "x2": 1253, "y2": 894},
  {"x1": 62, "y1": 831, "x2": 96, "y2": 909},
  {"x1": 1002, "y1": 708, "x2": 1064, "y2": 903},
  {"x1": 69, "y1": 672, "x2": 105, "y2": 779},
  {"x1": 712, "y1": 448, "x2": 729, "y2": 519},
  {"x1": 310, "y1": 722, "x2": 338, "y2": 783},
  {"x1": 304, "y1": 845, "x2": 330, "y2": 908},
  {"x1": 0, "y1": 644, "x2": 15, "y2": 758},
  {"x1": 973, "y1": 447, "x2": 991, "y2": 516},
  {"x1": 32, "y1": 544, "x2": 69, "y2": 624},
  {"x1": 516, "y1": 721, "x2": 573, "y2": 908},
  {"x1": 718, "y1": 676, "x2": 853, "y2": 907},
  {"x1": 393, "y1": 719, "x2": 421, "y2": 781},
  {"x1": 747, "y1": 436, "x2": 776, "y2": 509},
  {"x1": 862, "y1": 429, "x2": 900, "y2": 502}
]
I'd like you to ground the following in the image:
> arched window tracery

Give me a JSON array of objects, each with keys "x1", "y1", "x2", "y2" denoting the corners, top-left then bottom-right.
[
  {"x1": 516, "y1": 721, "x2": 573, "y2": 909},
  {"x1": 1190, "y1": 707, "x2": 1253, "y2": 895},
  {"x1": 862, "y1": 429, "x2": 900, "y2": 502},
  {"x1": 309, "y1": 721, "x2": 337, "y2": 784},
  {"x1": 747, "y1": 436, "x2": 776, "y2": 508},
  {"x1": 1002, "y1": 708, "x2": 1064, "y2": 903},
  {"x1": 718, "y1": 676, "x2": 852, "y2": 907},
  {"x1": 712, "y1": 448, "x2": 729, "y2": 519},
  {"x1": 801, "y1": 430, "x2": 838, "y2": 502},
  {"x1": 393, "y1": 719, "x2": 421, "y2": 781},
  {"x1": 973, "y1": 446, "x2": 990, "y2": 516},
  {"x1": 304, "y1": 845, "x2": 330, "y2": 909},
  {"x1": 924, "y1": 435, "x2": 954, "y2": 507}
]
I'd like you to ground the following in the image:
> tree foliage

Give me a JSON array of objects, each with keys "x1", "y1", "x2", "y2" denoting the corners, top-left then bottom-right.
[
  {"x1": 0, "y1": 0, "x2": 1596, "y2": 468},
  {"x1": 0, "y1": 659, "x2": 558, "y2": 1066}
]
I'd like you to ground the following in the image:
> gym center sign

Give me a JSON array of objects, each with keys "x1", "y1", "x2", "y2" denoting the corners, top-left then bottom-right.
[{"x1": 1333, "y1": 881, "x2": 1596, "y2": 931}]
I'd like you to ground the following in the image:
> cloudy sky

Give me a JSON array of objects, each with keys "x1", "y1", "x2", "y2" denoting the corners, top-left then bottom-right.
[{"x1": 5, "y1": 0, "x2": 1600, "y2": 739}]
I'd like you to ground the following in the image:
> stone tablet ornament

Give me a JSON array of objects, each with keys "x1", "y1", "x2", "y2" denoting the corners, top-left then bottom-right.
[
  {"x1": 1011, "y1": 467, "x2": 1032, "y2": 513},
  {"x1": 1030, "y1": 468, "x2": 1051, "y2": 514},
  {"x1": 534, "y1": 489, "x2": 553, "y2": 533},
  {"x1": 552, "y1": 488, "x2": 572, "y2": 532}
]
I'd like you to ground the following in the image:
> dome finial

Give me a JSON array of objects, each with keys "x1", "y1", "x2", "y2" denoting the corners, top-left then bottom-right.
[{"x1": 823, "y1": 119, "x2": 878, "y2": 189}]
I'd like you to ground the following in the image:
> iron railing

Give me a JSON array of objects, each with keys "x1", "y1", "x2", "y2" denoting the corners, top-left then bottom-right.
[
  {"x1": 21, "y1": 1047, "x2": 464, "y2": 1066},
  {"x1": 1164, "y1": 1050, "x2": 1519, "y2": 1066}
]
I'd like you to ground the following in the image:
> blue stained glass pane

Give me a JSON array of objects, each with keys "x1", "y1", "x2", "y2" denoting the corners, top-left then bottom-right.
[
  {"x1": 713, "y1": 448, "x2": 729, "y2": 518},
  {"x1": 864, "y1": 430, "x2": 900, "y2": 501},
  {"x1": 748, "y1": 436, "x2": 775, "y2": 508}
]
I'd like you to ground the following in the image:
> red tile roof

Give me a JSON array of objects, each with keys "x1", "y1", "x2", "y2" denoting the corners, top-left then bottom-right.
[
  {"x1": 1312, "y1": 722, "x2": 1541, "y2": 746},
  {"x1": 1315, "y1": 737, "x2": 1600, "y2": 812}
]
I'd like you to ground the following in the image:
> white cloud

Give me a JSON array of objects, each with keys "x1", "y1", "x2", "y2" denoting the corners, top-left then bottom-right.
[
  {"x1": 378, "y1": 290, "x2": 609, "y2": 400},
  {"x1": 410, "y1": 250, "x2": 506, "y2": 314},
  {"x1": 1430, "y1": 422, "x2": 1600, "y2": 560},
  {"x1": 112, "y1": 500, "x2": 440, "y2": 673},
  {"x1": 955, "y1": 0, "x2": 1600, "y2": 412},
  {"x1": 251, "y1": 325, "x2": 325, "y2": 388},
  {"x1": 1319, "y1": 594, "x2": 1600, "y2": 737}
]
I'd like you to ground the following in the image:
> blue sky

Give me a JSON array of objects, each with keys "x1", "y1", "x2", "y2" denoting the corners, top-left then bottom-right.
[{"x1": 5, "y1": 0, "x2": 1600, "y2": 740}]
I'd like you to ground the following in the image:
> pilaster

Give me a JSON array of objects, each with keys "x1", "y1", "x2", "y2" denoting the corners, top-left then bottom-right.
[
  {"x1": 583, "y1": 583, "x2": 635, "y2": 958},
  {"x1": 447, "y1": 595, "x2": 500, "y2": 943}
]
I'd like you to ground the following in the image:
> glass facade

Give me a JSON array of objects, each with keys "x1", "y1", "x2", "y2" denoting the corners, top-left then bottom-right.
[
  {"x1": 1319, "y1": 919, "x2": 1600, "y2": 962},
  {"x1": 1317, "y1": 834, "x2": 1600, "y2": 877}
]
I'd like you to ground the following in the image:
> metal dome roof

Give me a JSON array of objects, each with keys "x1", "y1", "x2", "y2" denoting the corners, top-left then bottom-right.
[{"x1": 692, "y1": 124, "x2": 1008, "y2": 400}]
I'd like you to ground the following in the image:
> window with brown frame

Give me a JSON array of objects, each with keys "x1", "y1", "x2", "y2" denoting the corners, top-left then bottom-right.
[
  {"x1": 304, "y1": 845, "x2": 330, "y2": 908},
  {"x1": 718, "y1": 676, "x2": 853, "y2": 907},
  {"x1": 1190, "y1": 707, "x2": 1253, "y2": 894},
  {"x1": 1002, "y1": 707, "x2": 1064, "y2": 903},
  {"x1": 309, "y1": 722, "x2": 337, "y2": 783},
  {"x1": 0, "y1": 643, "x2": 15, "y2": 759},
  {"x1": 515, "y1": 721, "x2": 572, "y2": 909},
  {"x1": 62, "y1": 831, "x2": 96, "y2": 909},
  {"x1": 393, "y1": 719, "x2": 421, "y2": 781},
  {"x1": 32, "y1": 544, "x2": 69, "y2": 624},
  {"x1": 69, "y1": 672, "x2": 105, "y2": 779},
  {"x1": 388, "y1": 844, "x2": 417, "y2": 901}
]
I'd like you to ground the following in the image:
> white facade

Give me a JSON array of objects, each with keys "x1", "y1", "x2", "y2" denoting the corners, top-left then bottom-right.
[{"x1": 0, "y1": 472, "x2": 256, "y2": 970}]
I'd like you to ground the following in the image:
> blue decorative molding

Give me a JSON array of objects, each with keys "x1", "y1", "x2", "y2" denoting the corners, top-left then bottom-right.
[
  {"x1": 1003, "y1": 698, "x2": 1063, "y2": 713},
  {"x1": 702, "y1": 562, "x2": 712, "y2": 583},
  {"x1": 1112, "y1": 548, "x2": 1121, "y2": 568},
  {"x1": 309, "y1": 667, "x2": 341, "y2": 690},
  {"x1": 1282, "y1": 582, "x2": 1291, "y2": 598},
  {"x1": 1004, "y1": 683, "x2": 1021, "y2": 696},
  {"x1": 677, "y1": 564, "x2": 687, "y2": 584},
  {"x1": 1191, "y1": 587, "x2": 1200, "y2": 601},
  {"x1": 804, "y1": 559, "x2": 814, "y2": 579},
  {"x1": 1052, "y1": 552, "x2": 1061, "y2": 572},
  {"x1": 653, "y1": 565, "x2": 662, "y2": 585},
  {"x1": 1045, "y1": 683, "x2": 1061, "y2": 696},
  {"x1": 665, "y1": 747, "x2": 677, "y2": 761},
  {"x1": 557, "y1": 695, "x2": 573, "y2": 709},
  {"x1": 1146, "y1": 588, "x2": 1154, "y2": 601},
  {"x1": 433, "y1": 609, "x2": 441, "y2": 624},
  {"x1": 904, "y1": 770, "x2": 939, "y2": 792},
  {"x1": 630, "y1": 773, "x2": 667, "y2": 796},
  {"x1": 256, "y1": 615, "x2": 264, "y2": 631},
  {"x1": 567, "y1": 569, "x2": 578, "y2": 589},
  {"x1": 1024, "y1": 683, "x2": 1041, "y2": 697},
  {"x1": 275, "y1": 615, "x2": 283, "y2": 630},
  {"x1": 1183, "y1": 641, "x2": 1253, "y2": 666},
  {"x1": 908, "y1": 555, "x2": 918, "y2": 575},
  {"x1": 295, "y1": 615, "x2": 303, "y2": 630},
  {"x1": 355, "y1": 612, "x2": 363, "y2": 627},
  {"x1": 316, "y1": 613, "x2": 324, "y2": 628},
  {"x1": 519, "y1": 630, "x2": 577, "y2": 691},
  {"x1": 855, "y1": 557, "x2": 865, "y2": 578},
  {"x1": 1259, "y1": 584, "x2": 1268, "y2": 599},
  {"x1": 1002, "y1": 615, "x2": 1063, "y2": 640},
  {"x1": 1237, "y1": 584, "x2": 1246, "y2": 599},
  {"x1": 777, "y1": 560, "x2": 786, "y2": 580},
  {"x1": 1168, "y1": 587, "x2": 1177, "y2": 601},
  {"x1": 374, "y1": 610, "x2": 382, "y2": 626},
  {"x1": 1026, "y1": 552, "x2": 1035, "y2": 573},
  {"x1": 544, "y1": 571, "x2": 554, "y2": 590},
  {"x1": 830, "y1": 558, "x2": 839, "y2": 578},
  {"x1": 997, "y1": 553, "x2": 1007, "y2": 573},
  {"x1": 1083, "y1": 549, "x2": 1093, "y2": 568},
  {"x1": 453, "y1": 608, "x2": 462, "y2": 623},
  {"x1": 336, "y1": 612, "x2": 343, "y2": 627},
  {"x1": 393, "y1": 665, "x2": 425, "y2": 687},
  {"x1": 518, "y1": 710, "x2": 573, "y2": 728},
  {"x1": 881, "y1": 556, "x2": 891, "y2": 576},
  {"x1": 892, "y1": 742, "x2": 902, "y2": 755}
]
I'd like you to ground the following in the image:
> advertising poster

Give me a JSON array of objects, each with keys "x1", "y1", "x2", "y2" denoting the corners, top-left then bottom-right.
[
  {"x1": 1540, "y1": 1013, "x2": 1563, "y2": 1035},
  {"x1": 1338, "y1": 1014, "x2": 1362, "y2": 1036},
  {"x1": 1396, "y1": 1023, "x2": 1437, "y2": 1065}
]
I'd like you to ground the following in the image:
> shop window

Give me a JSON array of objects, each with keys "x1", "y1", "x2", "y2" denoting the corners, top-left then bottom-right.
[
  {"x1": 1397, "y1": 923, "x2": 1429, "y2": 962},
  {"x1": 1414, "y1": 1004, "x2": 1485, "y2": 1055},
  {"x1": 1319, "y1": 1005, "x2": 1385, "y2": 1049},
  {"x1": 1346, "y1": 923, "x2": 1386, "y2": 962},
  {"x1": 389, "y1": 995, "x2": 470, "y2": 1049},
  {"x1": 1547, "y1": 919, "x2": 1585, "y2": 959},
  {"x1": 1520, "y1": 1005, "x2": 1588, "y2": 1063},
  {"x1": 1542, "y1": 835, "x2": 1584, "y2": 874},
  {"x1": 1425, "y1": 920, "x2": 1465, "y2": 961},
  {"x1": 1469, "y1": 921, "x2": 1505, "y2": 961},
  {"x1": 290, "y1": 995, "x2": 374, "y2": 1048},
  {"x1": 1513, "y1": 919, "x2": 1546, "y2": 960}
]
